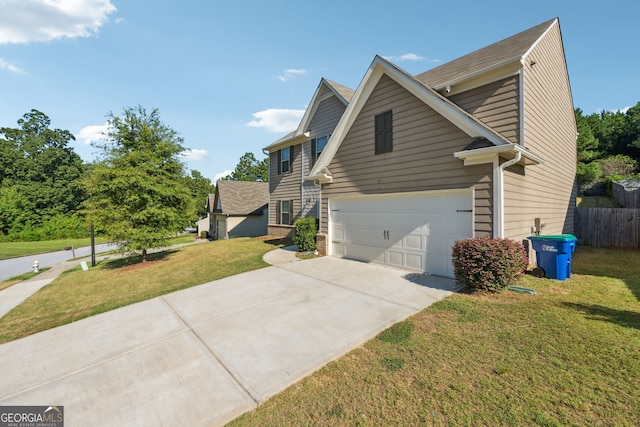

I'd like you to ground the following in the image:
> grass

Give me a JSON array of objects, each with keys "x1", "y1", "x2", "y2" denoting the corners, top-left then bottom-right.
[
  {"x1": 576, "y1": 196, "x2": 620, "y2": 208},
  {"x1": 229, "y1": 246, "x2": 640, "y2": 427},
  {"x1": 0, "y1": 237, "x2": 109, "y2": 260},
  {"x1": 0, "y1": 237, "x2": 286, "y2": 344}
]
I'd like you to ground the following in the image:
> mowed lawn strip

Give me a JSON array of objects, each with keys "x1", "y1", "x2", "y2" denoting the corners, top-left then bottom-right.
[
  {"x1": 0, "y1": 237, "x2": 284, "y2": 344},
  {"x1": 229, "y1": 246, "x2": 640, "y2": 427},
  {"x1": 0, "y1": 237, "x2": 109, "y2": 260}
]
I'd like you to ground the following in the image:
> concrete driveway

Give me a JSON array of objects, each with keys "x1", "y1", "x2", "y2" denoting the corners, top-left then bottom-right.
[{"x1": 0, "y1": 255, "x2": 458, "y2": 426}]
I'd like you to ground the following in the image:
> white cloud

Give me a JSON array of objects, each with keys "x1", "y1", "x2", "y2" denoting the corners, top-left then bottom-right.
[
  {"x1": 77, "y1": 123, "x2": 110, "y2": 145},
  {"x1": 246, "y1": 108, "x2": 304, "y2": 133},
  {"x1": 181, "y1": 148, "x2": 209, "y2": 161},
  {"x1": 0, "y1": 58, "x2": 25, "y2": 74},
  {"x1": 214, "y1": 170, "x2": 233, "y2": 181},
  {"x1": 278, "y1": 68, "x2": 307, "y2": 82},
  {"x1": 383, "y1": 53, "x2": 439, "y2": 63},
  {"x1": 0, "y1": 0, "x2": 117, "y2": 44}
]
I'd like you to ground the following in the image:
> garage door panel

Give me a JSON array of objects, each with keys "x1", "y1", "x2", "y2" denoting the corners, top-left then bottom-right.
[{"x1": 330, "y1": 191, "x2": 473, "y2": 278}]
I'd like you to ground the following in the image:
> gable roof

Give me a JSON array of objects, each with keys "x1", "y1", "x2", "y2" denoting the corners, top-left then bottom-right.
[
  {"x1": 307, "y1": 20, "x2": 556, "y2": 181},
  {"x1": 416, "y1": 18, "x2": 557, "y2": 91},
  {"x1": 263, "y1": 78, "x2": 354, "y2": 151},
  {"x1": 205, "y1": 193, "x2": 215, "y2": 213},
  {"x1": 214, "y1": 180, "x2": 268, "y2": 216}
]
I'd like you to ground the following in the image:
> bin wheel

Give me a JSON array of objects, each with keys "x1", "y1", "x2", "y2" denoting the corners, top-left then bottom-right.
[{"x1": 532, "y1": 267, "x2": 545, "y2": 278}]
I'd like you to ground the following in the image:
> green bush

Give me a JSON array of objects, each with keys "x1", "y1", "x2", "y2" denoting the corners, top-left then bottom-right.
[
  {"x1": 452, "y1": 237, "x2": 527, "y2": 292},
  {"x1": 292, "y1": 217, "x2": 317, "y2": 251}
]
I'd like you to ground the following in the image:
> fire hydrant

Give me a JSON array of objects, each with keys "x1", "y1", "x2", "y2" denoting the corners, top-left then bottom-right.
[{"x1": 33, "y1": 260, "x2": 39, "y2": 273}]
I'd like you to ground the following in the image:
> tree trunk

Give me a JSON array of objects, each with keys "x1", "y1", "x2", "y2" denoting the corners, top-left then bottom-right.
[{"x1": 142, "y1": 248, "x2": 147, "y2": 263}]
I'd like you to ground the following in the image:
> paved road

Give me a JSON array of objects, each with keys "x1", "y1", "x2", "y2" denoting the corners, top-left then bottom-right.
[{"x1": 0, "y1": 243, "x2": 116, "y2": 282}]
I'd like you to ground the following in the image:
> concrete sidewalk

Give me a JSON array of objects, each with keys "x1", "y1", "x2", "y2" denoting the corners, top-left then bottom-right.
[{"x1": 0, "y1": 252, "x2": 458, "y2": 426}]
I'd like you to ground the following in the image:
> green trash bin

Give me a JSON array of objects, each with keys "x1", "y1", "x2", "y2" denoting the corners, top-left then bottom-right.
[{"x1": 528, "y1": 234, "x2": 577, "y2": 280}]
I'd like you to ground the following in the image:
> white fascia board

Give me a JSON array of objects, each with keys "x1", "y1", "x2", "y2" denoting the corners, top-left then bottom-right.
[
  {"x1": 454, "y1": 144, "x2": 545, "y2": 166},
  {"x1": 433, "y1": 56, "x2": 524, "y2": 96}
]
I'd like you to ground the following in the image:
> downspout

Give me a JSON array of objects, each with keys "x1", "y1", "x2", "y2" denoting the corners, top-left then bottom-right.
[{"x1": 495, "y1": 152, "x2": 522, "y2": 238}]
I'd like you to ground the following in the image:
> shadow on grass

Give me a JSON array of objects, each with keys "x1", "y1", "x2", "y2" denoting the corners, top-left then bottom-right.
[
  {"x1": 261, "y1": 237, "x2": 293, "y2": 247},
  {"x1": 102, "y1": 249, "x2": 179, "y2": 270},
  {"x1": 572, "y1": 246, "x2": 640, "y2": 302},
  {"x1": 562, "y1": 302, "x2": 640, "y2": 330}
]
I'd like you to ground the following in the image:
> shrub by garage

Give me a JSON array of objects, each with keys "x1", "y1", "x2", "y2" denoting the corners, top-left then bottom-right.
[
  {"x1": 452, "y1": 237, "x2": 527, "y2": 292},
  {"x1": 292, "y1": 217, "x2": 317, "y2": 252}
]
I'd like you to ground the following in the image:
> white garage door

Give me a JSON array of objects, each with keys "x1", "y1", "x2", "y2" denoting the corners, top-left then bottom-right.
[{"x1": 330, "y1": 190, "x2": 474, "y2": 278}]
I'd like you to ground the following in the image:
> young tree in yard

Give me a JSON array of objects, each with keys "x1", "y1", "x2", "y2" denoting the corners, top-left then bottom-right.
[{"x1": 84, "y1": 106, "x2": 194, "y2": 262}]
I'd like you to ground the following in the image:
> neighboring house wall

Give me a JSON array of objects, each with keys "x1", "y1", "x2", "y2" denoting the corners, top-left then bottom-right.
[
  {"x1": 226, "y1": 211, "x2": 268, "y2": 238},
  {"x1": 196, "y1": 215, "x2": 210, "y2": 237},
  {"x1": 504, "y1": 23, "x2": 576, "y2": 243},
  {"x1": 320, "y1": 74, "x2": 494, "y2": 236},
  {"x1": 449, "y1": 76, "x2": 521, "y2": 145}
]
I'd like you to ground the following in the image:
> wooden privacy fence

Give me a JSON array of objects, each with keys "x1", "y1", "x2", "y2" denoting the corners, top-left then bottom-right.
[
  {"x1": 612, "y1": 181, "x2": 640, "y2": 208},
  {"x1": 575, "y1": 208, "x2": 640, "y2": 248}
]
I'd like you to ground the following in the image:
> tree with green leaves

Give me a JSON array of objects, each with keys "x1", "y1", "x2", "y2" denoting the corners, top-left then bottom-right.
[
  {"x1": 183, "y1": 169, "x2": 215, "y2": 218},
  {"x1": 0, "y1": 109, "x2": 85, "y2": 227},
  {"x1": 84, "y1": 106, "x2": 194, "y2": 261},
  {"x1": 226, "y1": 152, "x2": 268, "y2": 182}
]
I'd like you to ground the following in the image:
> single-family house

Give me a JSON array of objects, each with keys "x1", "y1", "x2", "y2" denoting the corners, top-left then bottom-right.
[
  {"x1": 210, "y1": 180, "x2": 269, "y2": 240},
  {"x1": 265, "y1": 18, "x2": 576, "y2": 278}
]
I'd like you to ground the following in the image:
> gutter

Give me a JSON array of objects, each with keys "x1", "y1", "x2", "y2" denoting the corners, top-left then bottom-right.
[{"x1": 494, "y1": 151, "x2": 521, "y2": 238}]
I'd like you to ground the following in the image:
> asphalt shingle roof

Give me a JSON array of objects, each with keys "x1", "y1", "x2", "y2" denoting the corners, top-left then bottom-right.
[{"x1": 214, "y1": 180, "x2": 269, "y2": 216}]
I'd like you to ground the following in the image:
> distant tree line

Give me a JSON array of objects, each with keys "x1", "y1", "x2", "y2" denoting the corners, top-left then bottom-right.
[{"x1": 576, "y1": 101, "x2": 640, "y2": 193}]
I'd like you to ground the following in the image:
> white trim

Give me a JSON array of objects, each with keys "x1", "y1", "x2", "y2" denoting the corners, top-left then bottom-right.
[
  {"x1": 434, "y1": 56, "x2": 523, "y2": 96},
  {"x1": 518, "y1": 68, "x2": 526, "y2": 147},
  {"x1": 493, "y1": 158, "x2": 501, "y2": 238},
  {"x1": 523, "y1": 18, "x2": 557, "y2": 59},
  {"x1": 453, "y1": 143, "x2": 544, "y2": 166}
]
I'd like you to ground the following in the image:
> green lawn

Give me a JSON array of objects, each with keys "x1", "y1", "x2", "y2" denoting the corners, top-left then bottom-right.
[
  {"x1": 230, "y1": 246, "x2": 640, "y2": 426},
  {"x1": 0, "y1": 237, "x2": 109, "y2": 260},
  {"x1": 576, "y1": 196, "x2": 620, "y2": 208}
]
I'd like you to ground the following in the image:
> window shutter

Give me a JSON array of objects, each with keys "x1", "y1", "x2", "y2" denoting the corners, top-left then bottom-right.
[
  {"x1": 289, "y1": 199, "x2": 294, "y2": 225},
  {"x1": 276, "y1": 200, "x2": 281, "y2": 224},
  {"x1": 311, "y1": 138, "x2": 317, "y2": 163},
  {"x1": 289, "y1": 146, "x2": 294, "y2": 172},
  {"x1": 277, "y1": 150, "x2": 282, "y2": 174}
]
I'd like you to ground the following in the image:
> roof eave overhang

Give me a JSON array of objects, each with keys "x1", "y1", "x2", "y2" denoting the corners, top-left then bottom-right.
[
  {"x1": 433, "y1": 56, "x2": 524, "y2": 96},
  {"x1": 305, "y1": 173, "x2": 333, "y2": 183},
  {"x1": 262, "y1": 132, "x2": 308, "y2": 152},
  {"x1": 453, "y1": 144, "x2": 544, "y2": 166}
]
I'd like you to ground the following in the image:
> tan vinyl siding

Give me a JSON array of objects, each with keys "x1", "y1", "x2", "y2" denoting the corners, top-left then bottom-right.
[
  {"x1": 449, "y1": 76, "x2": 521, "y2": 144},
  {"x1": 321, "y1": 74, "x2": 493, "y2": 236},
  {"x1": 269, "y1": 94, "x2": 348, "y2": 224},
  {"x1": 504, "y1": 23, "x2": 576, "y2": 242},
  {"x1": 269, "y1": 145, "x2": 300, "y2": 224}
]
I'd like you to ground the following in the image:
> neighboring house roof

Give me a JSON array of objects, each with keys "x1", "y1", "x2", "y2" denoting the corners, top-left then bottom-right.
[
  {"x1": 205, "y1": 193, "x2": 215, "y2": 213},
  {"x1": 307, "y1": 19, "x2": 557, "y2": 182},
  {"x1": 213, "y1": 180, "x2": 269, "y2": 216},
  {"x1": 263, "y1": 78, "x2": 354, "y2": 151}
]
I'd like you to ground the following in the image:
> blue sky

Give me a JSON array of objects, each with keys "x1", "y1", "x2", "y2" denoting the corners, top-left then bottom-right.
[{"x1": 1, "y1": 1, "x2": 638, "y2": 182}]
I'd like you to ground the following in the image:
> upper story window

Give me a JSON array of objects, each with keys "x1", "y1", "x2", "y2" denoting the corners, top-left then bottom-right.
[
  {"x1": 375, "y1": 110, "x2": 393, "y2": 154},
  {"x1": 311, "y1": 135, "x2": 329, "y2": 164},
  {"x1": 278, "y1": 146, "x2": 293, "y2": 174}
]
